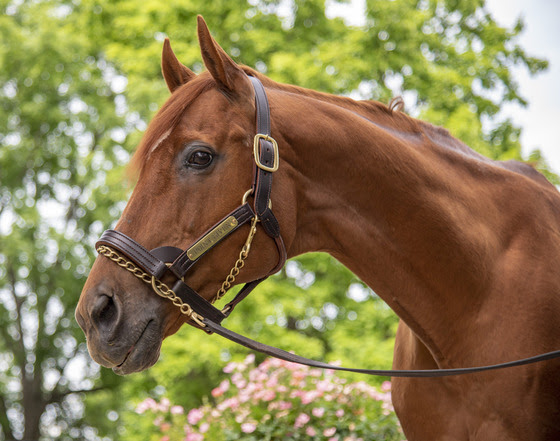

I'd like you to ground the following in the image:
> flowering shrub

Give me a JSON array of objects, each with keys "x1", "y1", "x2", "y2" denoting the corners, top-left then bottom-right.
[{"x1": 135, "y1": 354, "x2": 404, "y2": 441}]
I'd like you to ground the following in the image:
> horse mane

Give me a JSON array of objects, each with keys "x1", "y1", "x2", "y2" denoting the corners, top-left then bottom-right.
[{"x1": 240, "y1": 67, "x2": 423, "y2": 136}]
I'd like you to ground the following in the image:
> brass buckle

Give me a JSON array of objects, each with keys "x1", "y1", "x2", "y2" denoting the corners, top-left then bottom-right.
[{"x1": 253, "y1": 134, "x2": 279, "y2": 172}]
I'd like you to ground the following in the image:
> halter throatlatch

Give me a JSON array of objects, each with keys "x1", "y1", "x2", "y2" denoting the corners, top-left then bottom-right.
[{"x1": 95, "y1": 75, "x2": 560, "y2": 377}]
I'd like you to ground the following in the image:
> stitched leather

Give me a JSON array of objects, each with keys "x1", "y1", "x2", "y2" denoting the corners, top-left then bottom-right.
[
  {"x1": 97, "y1": 230, "x2": 168, "y2": 279},
  {"x1": 172, "y1": 280, "x2": 226, "y2": 323},
  {"x1": 249, "y1": 76, "x2": 279, "y2": 235}
]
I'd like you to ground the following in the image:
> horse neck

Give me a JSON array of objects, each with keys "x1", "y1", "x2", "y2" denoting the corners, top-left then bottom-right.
[{"x1": 273, "y1": 89, "x2": 525, "y2": 363}]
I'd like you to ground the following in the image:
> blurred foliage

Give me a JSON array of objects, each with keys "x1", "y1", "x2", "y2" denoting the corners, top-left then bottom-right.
[
  {"x1": 0, "y1": 0, "x2": 557, "y2": 440},
  {"x1": 0, "y1": 0, "x2": 132, "y2": 439}
]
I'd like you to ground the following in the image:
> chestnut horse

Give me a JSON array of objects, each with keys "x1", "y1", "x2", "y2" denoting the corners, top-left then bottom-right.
[{"x1": 76, "y1": 17, "x2": 560, "y2": 440}]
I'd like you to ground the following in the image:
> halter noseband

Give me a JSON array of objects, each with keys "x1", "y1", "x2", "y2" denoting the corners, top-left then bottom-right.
[{"x1": 96, "y1": 75, "x2": 287, "y2": 331}]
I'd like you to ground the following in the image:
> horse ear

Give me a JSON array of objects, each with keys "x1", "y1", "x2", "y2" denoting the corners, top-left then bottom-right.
[
  {"x1": 197, "y1": 15, "x2": 249, "y2": 95},
  {"x1": 162, "y1": 38, "x2": 196, "y2": 93}
]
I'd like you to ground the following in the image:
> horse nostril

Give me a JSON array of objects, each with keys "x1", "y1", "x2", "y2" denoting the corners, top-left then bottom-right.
[{"x1": 93, "y1": 294, "x2": 118, "y2": 329}]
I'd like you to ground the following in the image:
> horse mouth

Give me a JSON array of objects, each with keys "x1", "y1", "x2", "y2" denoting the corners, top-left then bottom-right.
[{"x1": 112, "y1": 320, "x2": 162, "y2": 375}]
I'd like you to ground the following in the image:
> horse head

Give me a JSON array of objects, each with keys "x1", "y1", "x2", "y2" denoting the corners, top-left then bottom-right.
[{"x1": 76, "y1": 17, "x2": 295, "y2": 374}]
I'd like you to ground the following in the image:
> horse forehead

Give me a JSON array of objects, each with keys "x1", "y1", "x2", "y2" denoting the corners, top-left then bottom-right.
[
  {"x1": 147, "y1": 92, "x2": 231, "y2": 152},
  {"x1": 175, "y1": 95, "x2": 254, "y2": 142}
]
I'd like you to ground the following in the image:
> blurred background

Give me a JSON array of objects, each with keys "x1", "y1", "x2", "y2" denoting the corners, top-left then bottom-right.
[{"x1": 1, "y1": 0, "x2": 558, "y2": 440}]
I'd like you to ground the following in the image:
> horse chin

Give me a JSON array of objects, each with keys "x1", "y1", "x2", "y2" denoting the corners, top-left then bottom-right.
[{"x1": 110, "y1": 319, "x2": 163, "y2": 376}]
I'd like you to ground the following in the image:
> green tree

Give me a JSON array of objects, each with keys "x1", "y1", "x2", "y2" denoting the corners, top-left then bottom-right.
[{"x1": 0, "y1": 1, "x2": 130, "y2": 439}]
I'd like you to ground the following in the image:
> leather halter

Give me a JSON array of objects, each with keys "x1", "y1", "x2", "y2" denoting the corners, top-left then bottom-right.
[
  {"x1": 96, "y1": 75, "x2": 560, "y2": 377},
  {"x1": 97, "y1": 76, "x2": 287, "y2": 329}
]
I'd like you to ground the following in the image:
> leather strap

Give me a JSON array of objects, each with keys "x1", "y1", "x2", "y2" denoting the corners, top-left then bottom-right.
[
  {"x1": 97, "y1": 230, "x2": 168, "y2": 279},
  {"x1": 249, "y1": 76, "x2": 283, "y2": 239},
  {"x1": 222, "y1": 278, "x2": 266, "y2": 317},
  {"x1": 172, "y1": 280, "x2": 226, "y2": 323},
  {"x1": 203, "y1": 318, "x2": 560, "y2": 378},
  {"x1": 169, "y1": 203, "x2": 255, "y2": 278}
]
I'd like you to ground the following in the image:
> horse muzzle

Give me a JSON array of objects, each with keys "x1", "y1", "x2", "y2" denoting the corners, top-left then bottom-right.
[{"x1": 76, "y1": 280, "x2": 164, "y2": 375}]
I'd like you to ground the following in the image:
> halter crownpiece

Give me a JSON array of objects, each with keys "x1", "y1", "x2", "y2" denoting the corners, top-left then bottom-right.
[{"x1": 96, "y1": 75, "x2": 560, "y2": 377}]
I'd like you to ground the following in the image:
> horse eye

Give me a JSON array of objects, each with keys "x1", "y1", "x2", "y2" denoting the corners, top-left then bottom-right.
[{"x1": 185, "y1": 150, "x2": 213, "y2": 169}]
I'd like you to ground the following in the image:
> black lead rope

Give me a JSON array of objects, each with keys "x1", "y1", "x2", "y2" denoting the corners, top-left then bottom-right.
[{"x1": 204, "y1": 318, "x2": 560, "y2": 378}]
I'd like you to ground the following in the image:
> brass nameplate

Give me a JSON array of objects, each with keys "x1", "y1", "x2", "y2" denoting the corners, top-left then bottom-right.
[{"x1": 187, "y1": 216, "x2": 238, "y2": 261}]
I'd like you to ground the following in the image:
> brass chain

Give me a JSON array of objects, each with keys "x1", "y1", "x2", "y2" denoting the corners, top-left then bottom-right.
[
  {"x1": 213, "y1": 216, "x2": 259, "y2": 303},
  {"x1": 96, "y1": 245, "x2": 206, "y2": 327},
  {"x1": 96, "y1": 216, "x2": 259, "y2": 324}
]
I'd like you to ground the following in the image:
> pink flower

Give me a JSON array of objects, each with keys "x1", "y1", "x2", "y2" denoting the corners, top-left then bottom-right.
[
  {"x1": 261, "y1": 389, "x2": 276, "y2": 402},
  {"x1": 266, "y1": 375, "x2": 278, "y2": 388},
  {"x1": 301, "y1": 390, "x2": 321, "y2": 404},
  {"x1": 212, "y1": 379, "x2": 230, "y2": 398},
  {"x1": 160, "y1": 437, "x2": 169, "y2": 441},
  {"x1": 223, "y1": 362, "x2": 238, "y2": 373},
  {"x1": 294, "y1": 413, "x2": 310, "y2": 429},
  {"x1": 185, "y1": 433, "x2": 203, "y2": 441},
  {"x1": 279, "y1": 401, "x2": 292, "y2": 410},
  {"x1": 312, "y1": 407, "x2": 325, "y2": 418},
  {"x1": 171, "y1": 405, "x2": 184, "y2": 415},
  {"x1": 310, "y1": 368, "x2": 322, "y2": 377},
  {"x1": 241, "y1": 422, "x2": 257, "y2": 433},
  {"x1": 220, "y1": 397, "x2": 240, "y2": 410},
  {"x1": 199, "y1": 422, "x2": 209, "y2": 434},
  {"x1": 187, "y1": 408, "x2": 204, "y2": 425},
  {"x1": 244, "y1": 353, "x2": 255, "y2": 365},
  {"x1": 135, "y1": 398, "x2": 157, "y2": 414},
  {"x1": 324, "y1": 427, "x2": 336, "y2": 437},
  {"x1": 381, "y1": 381, "x2": 391, "y2": 392},
  {"x1": 317, "y1": 380, "x2": 334, "y2": 392},
  {"x1": 306, "y1": 426, "x2": 317, "y2": 436},
  {"x1": 231, "y1": 372, "x2": 247, "y2": 389},
  {"x1": 336, "y1": 409, "x2": 345, "y2": 418}
]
